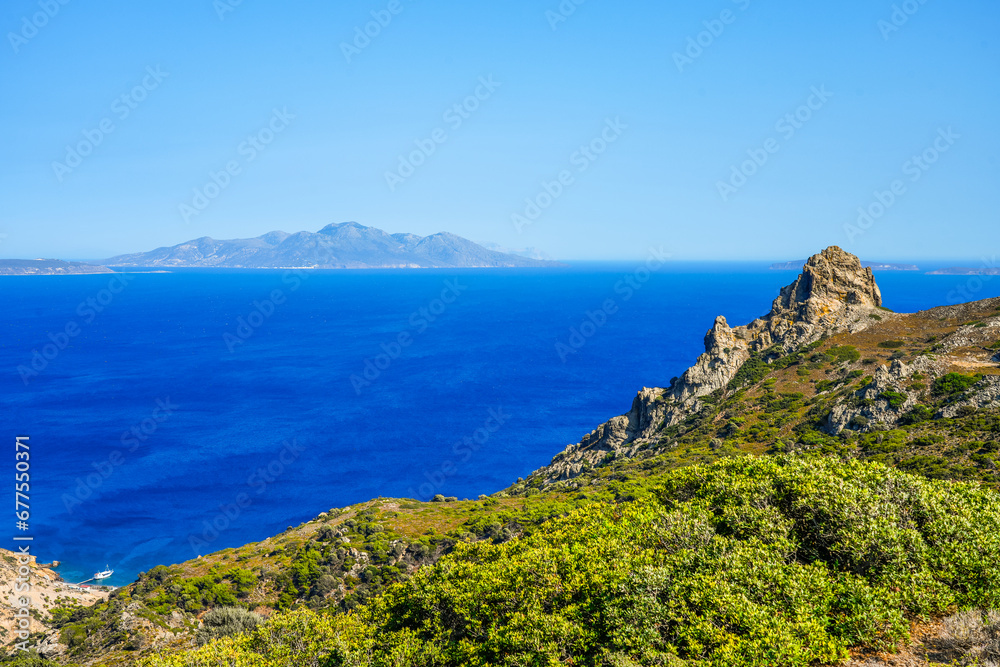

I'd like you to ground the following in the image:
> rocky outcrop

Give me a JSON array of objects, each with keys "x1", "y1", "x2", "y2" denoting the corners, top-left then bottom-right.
[
  {"x1": 671, "y1": 316, "x2": 752, "y2": 402},
  {"x1": 539, "y1": 388, "x2": 671, "y2": 481},
  {"x1": 0, "y1": 548, "x2": 108, "y2": 653},
  {"x1": 528, "y1": 246, "x2": 888, "y2": 484},
  {"x1": 672, "y1": 246, "x2": 883, "y2": 404},
  {"x1": 826, "y1": 360, "x2": 922, "y2": 433}
]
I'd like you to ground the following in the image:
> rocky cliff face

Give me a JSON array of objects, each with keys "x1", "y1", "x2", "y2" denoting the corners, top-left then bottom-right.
[{"x1": 530, "y1": 246, "x2": 888, "y2": 484}]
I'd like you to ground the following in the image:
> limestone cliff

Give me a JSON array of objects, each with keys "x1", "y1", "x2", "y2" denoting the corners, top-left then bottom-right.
[{"x1": 530, "y1": 246, "x2": 887, "y2": 484}]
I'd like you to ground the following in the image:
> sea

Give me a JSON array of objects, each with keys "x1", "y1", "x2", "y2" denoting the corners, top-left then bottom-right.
[{"x1": 2, "y1": 261, "x2": 998, "y2": 585}]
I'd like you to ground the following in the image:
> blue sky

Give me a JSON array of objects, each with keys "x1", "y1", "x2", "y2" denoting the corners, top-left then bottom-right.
[{"x1": 0, "y1": 0, "x2": 997, "y2": 261}]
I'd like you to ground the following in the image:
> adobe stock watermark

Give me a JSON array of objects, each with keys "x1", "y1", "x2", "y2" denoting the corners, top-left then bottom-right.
[
  {"x1": 178, "y1": 107, "x2": 294, "y2": 223},
  {"x1": 407, "y1": 407, "x2": 510, "y2": 501},
  {"x1": 673, "y1": 0, "x2": 752, "y2": 73},
  {"x1": 341, "y1": 0, "x2": 411, "y2": 64},
  {"x1": 512, "y1": 117, "x2": 627, "y2": 233},
  {"x1": 61, "y1": 398, "x2": 178, "y2": 514},
  {"x1": 844, "y1": 126, "x2": 958, "y2": 243},
  {"x1": 17, "y1": 273, "x2": 134, "y2": 385},
  {"x1": 384, "y1": 75, "x2": 502, "y2": 192},
  {"x1": 716, "y1": 85, "x2": 833, "y2": 202},
  {"x1": 187, "y1": 438, "x2": 305, "y2": 555},
  {"x1": 223, "y1": 270, "x2": 309, "y2": 352},
  {"x1": 946, "y1": 256, "x2": 998, "y2": 304},
  {"x1": 52, "y1": 66, "x2": 169, "y2": 183},
  {"x1": 546, "y1": 0, "x2": 587, "y2": 31},
  {"x1": 878, "y1": 0, "x2": 931, "y2": 40},
  {"x1": 350, "y1": 279, "x2": 468, "y2": 395},
  {"x1": 7, "y1": 0, "x2": 71, "y2": 54},
  {"x1": 214, "y1": 0, "x2": 245, "y2": 21},
  {"x1": 556, "y1": 246, "x2": 670, "y2": 362}
]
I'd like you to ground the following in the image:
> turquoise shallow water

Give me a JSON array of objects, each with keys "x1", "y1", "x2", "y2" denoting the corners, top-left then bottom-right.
[{"x1": 1, "y1": 262, "x2": 997, "y2": 584}]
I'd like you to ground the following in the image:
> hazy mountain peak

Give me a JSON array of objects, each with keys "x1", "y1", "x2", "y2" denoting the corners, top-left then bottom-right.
[{"x1": 104, "y1": 223, "x2": 560, "y2": 269}]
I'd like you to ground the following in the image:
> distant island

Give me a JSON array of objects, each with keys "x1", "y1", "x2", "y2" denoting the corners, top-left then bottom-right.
[
  {"x1": 102, "y1": 222, "x2": 562, "y2": 269},
  {"x1": 770, "y1": 259, "x2": 919, "y2": 271},
  {"x1": 0, "y1": 259, "x2": 114, "y2": 276},
  {"x1": 926, "y1": 267, "x2": 1000, "y2": 276}
]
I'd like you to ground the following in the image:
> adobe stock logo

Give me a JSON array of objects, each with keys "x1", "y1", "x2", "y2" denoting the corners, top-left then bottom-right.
[
  {"x1": 716, "y1": 85, "x2": 832, "y2": 202},
  {"x1": 52, "y1": 66, "x2": 169, "y2": 182},
  {"x1": 878, "y1": 0, "x2": 932, "y2": 40},
  {"x1": 350, "y1": 279, "x2": 468, "y2": 395},
  {"x1": 7, "y1": 0, "x2": 71, "y2": 54},
  {"x1": 178, "y1": 108, "x2": 294, "y2": 223},
  {"x1": 844, "y1": 127, "x2": 958, "y2": 243},
  {"x1": 340, "y1": 0, "x2": 411, "y2": 64},
  {"x1": 384, "y1": 76, "x2": 502, "y2": 192}
]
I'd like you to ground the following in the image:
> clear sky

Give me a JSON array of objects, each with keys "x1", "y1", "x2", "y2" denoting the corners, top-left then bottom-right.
[{"x1": 0, "y1": 0, "x2": 997, "y2": 261}]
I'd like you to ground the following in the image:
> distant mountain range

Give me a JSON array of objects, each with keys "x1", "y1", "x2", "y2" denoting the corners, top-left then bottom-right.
[
  {"x1": 477, "y1": 242, "x2": 554, "y2": 261},
  {"x1": 102, "y1": 223, "x2": 561, "y2": 269},
  {"x1": 0, "y1": 259, "x2": 113, "y2": 275},
  {"x1": 771, "y1": 260, "x2": 919, "y2": 271},
  {"x1": 926, "y1": 267, "x2": 1000, "y2": 276}
]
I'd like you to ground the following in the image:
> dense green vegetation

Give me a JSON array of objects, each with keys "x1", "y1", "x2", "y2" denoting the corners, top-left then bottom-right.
[{"x1": 141, "y1": 455, "x2": 1000, "y2": 667}]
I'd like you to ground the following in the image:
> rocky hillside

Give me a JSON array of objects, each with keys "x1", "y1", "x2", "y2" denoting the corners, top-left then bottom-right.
[
  {"x1": 0, "y1": 549, "x2": 108, "y2": 657},
  {"x1": 525, "y1": 246, "x2": 1000, "y2": 486},
  {"x1": 102, "y1": 222, "x2": 561, "y2": 269}
]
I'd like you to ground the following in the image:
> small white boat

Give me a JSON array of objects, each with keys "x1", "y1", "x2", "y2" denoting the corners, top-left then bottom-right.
[{"x1": 93, "y1": 566, "x2": 113, "y2": 580}]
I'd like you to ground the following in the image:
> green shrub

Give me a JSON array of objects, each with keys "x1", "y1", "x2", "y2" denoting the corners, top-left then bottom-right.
[
  {"x1": 815, "y1": 380, "x2": 836, "y2": 393},
  {"x1": 877, "y1": 341, "x2": 905, "y2": 349},
  {"x1": 195, "y1": 606, "x2": 263, "y2": 646},
  {"x1": 728, "y1": 354, "x2": 771, "y2": 390},
  {"x1": 828, "y1": 345, "x2": 861, "y2": 363},
  {"x1": 142, "y1": 456, "x2": 1000, "y2": 667},
  {"x1": 880, "y1": 391, "x2": 908, "y2": 409},
  {"x1": 849, "y1": 415, "x2": 870, "y2": 430},
  {"x1": 899, "y1": 405, "x2": 935, "y2": 425},
  {"x1": 932, "y1": 373, "x2": 981, "y2": 397}
]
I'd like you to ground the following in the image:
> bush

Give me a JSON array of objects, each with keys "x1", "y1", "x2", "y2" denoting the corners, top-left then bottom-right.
[
  {"x1": 143, "y1": 456, "x2": 1000, "y2": 667},
  {"x1": 899, "y1": 405, "x2": 935, "y2": 425},
  {"x1": 880, "y1": 390, "x2": 908, "y2": 409},
  {"x1": 828, "y1": 345, "x2": 861, "y2": 363},
  {"x1": 931, "y1": 609, "x2": 1000, "y2": 665},
  {"x1": 932, "y1": 373, "x2": 981, "y2": 397},
  {"x1": 195, "y1": 606, "x2": 263, "y2": 646},
  {"x1": 877, "y1": 340, "x2": 905, "y2": 349},
  {"x1": 849, "y1": 415, "x2": 870, "y2": 429},
  {"x1": 728, "y1": 354, "x2": 771, "y2": 390}
]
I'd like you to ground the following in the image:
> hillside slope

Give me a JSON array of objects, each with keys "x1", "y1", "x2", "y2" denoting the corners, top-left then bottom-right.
[{"x1": 526, "y1": 246, "x2": 1000, "y2": 487}]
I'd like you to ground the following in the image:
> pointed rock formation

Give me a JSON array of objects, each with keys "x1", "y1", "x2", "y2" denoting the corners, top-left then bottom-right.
[
  {"x1": 529, "y1": 246, "x2": 887, "y2": 484},
  {"x1": 672, "y1": 246, "x2": 884, "y2": 402}
]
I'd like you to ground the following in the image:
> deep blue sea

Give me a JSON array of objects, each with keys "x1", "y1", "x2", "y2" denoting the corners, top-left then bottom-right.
[{"x1": 2, "y1": 262, "x2": 999, "y2": 585}]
